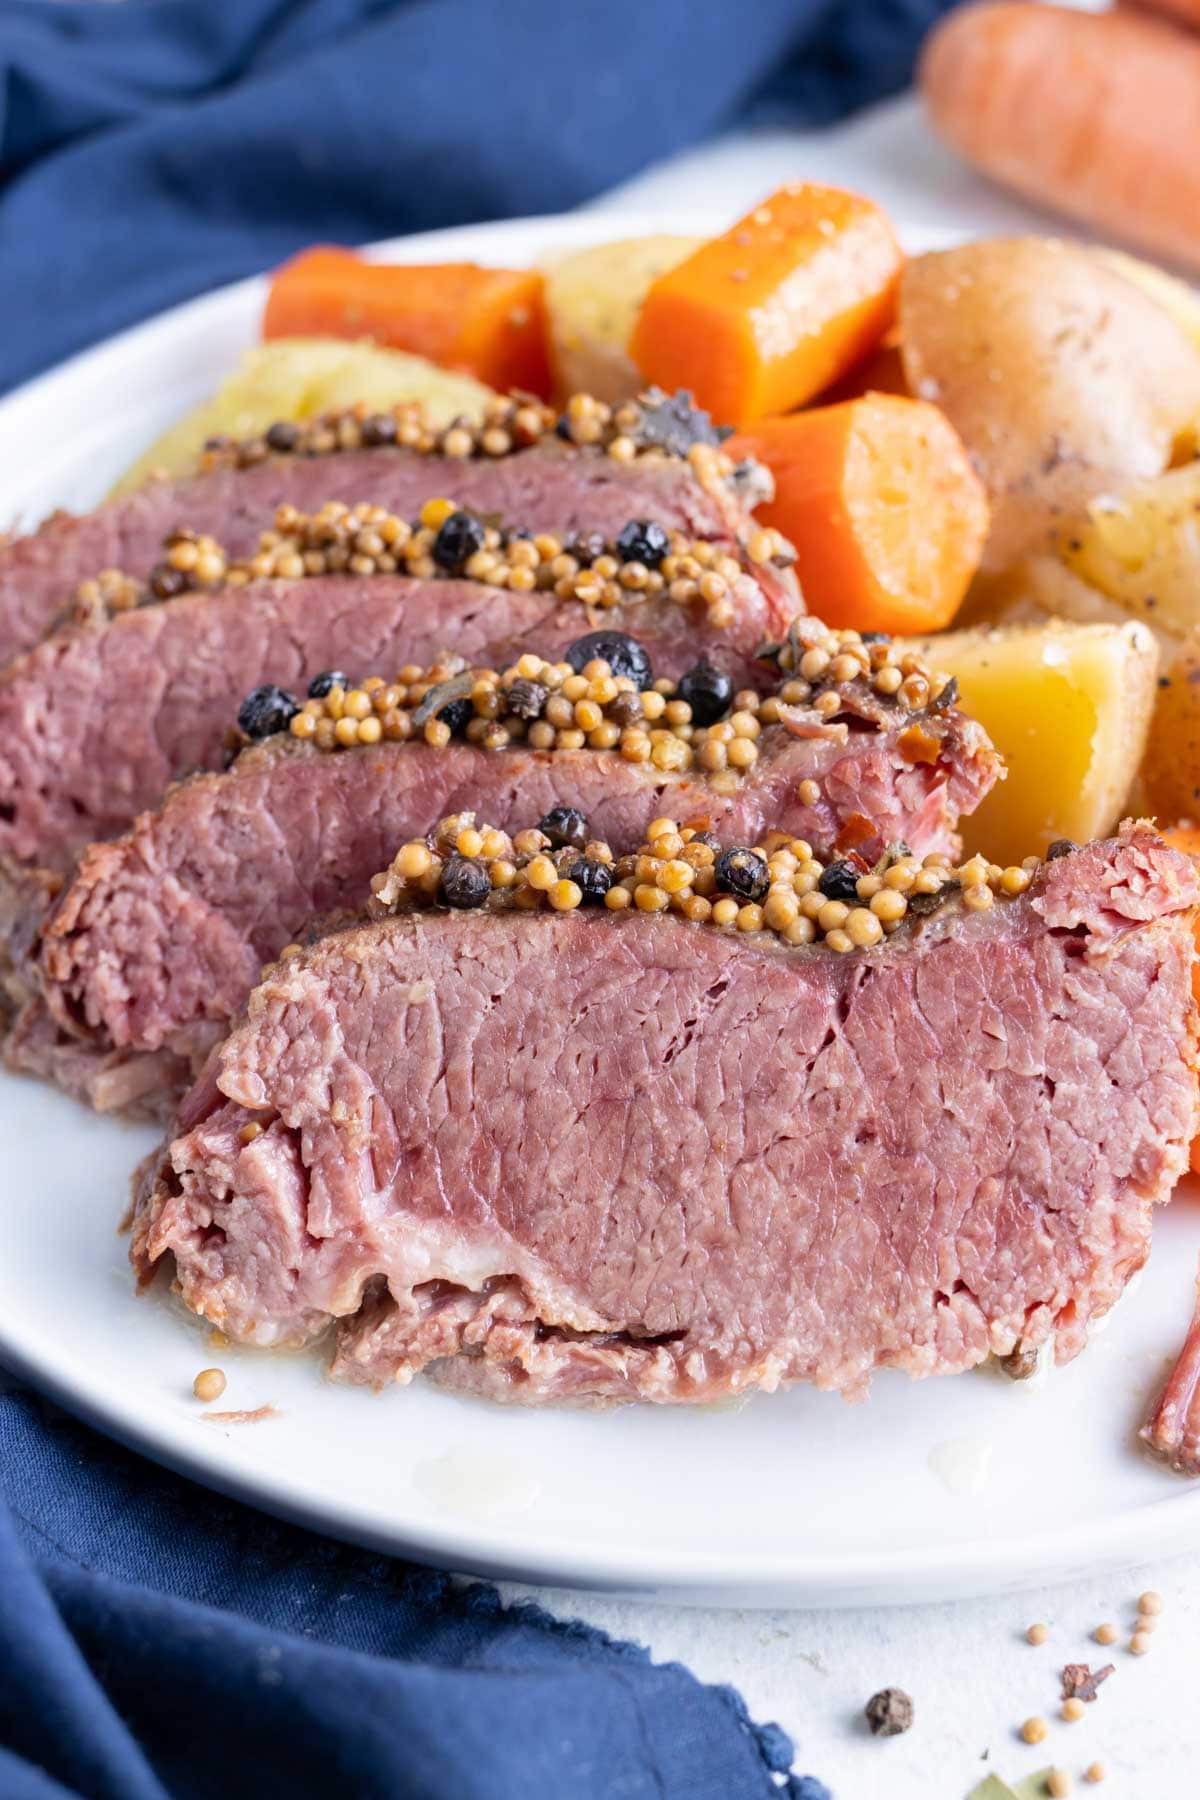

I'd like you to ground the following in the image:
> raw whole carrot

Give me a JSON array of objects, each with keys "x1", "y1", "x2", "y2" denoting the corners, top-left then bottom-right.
[
  {"x1": 726, "y1": 395, "x2": 988, "y2": 636},
  {"x1": 920, "y1": 3, "x2": 1200, "y2": 276},
  {"x1": 1161, "y1": 823, "x2": 1200, "y2": 1175},
  {"x1": 263, "y1": 248, "x2": 552, "y2": 397},
  {"x1": 629, "y1": 184, "x2": 903, "y2": 426}
]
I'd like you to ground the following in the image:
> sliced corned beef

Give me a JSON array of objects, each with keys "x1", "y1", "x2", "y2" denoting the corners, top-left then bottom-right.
[
  {"x1": 1141, "y1": 1262, "x2": 1200, "y2": 1476},
  {"x1": 0, "y1": 439, "x2": 760, "y2": 666},
  {"x1": 132, "y1": 827, "x2": 1199, "y2": 1404},
  {"x1": 0, "y1": 568, "x2": 788, "y2": 875},
  {"x1": 27, "y1": 703, "x2": 998, "y2": 1107}
]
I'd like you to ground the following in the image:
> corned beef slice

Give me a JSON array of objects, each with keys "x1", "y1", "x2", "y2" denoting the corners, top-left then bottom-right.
[
  {"x1": 132, "y1": 828, "x2": 1200, "y2": 1404},
  {"x1": 0, "y1": 439, "x2": 760, "y2": 667},
  {"x1": 0, "y1": 568, "x2": 789, "y2": 875},
  {"x1": 1141, "y1": 1262, "x2": 1200, "y2": 1476},
  {"x1": 35, "y1": 705, "x2": 998, "y2": 1070}
]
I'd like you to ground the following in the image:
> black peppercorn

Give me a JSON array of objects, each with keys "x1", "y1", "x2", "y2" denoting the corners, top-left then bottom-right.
[
  {"x1": 864, "y1": 1688, "x2": 913, "y2": 1738},
  {"x1": 539, "y1": 806, "x2": 590, "y2": 850},
  {"x1": 147, "y1": 563, "x2": 189, "y2": 600},
  {"x1": 360, "y1": 412, "x2": 398, "y2": 447},
  {"x1": 265, "y1": 420, "x2": 301, "y2": 453},
  {"x1": 564, "y1": 631, "x2": 653, "y2": 688},
  {"x1": 308, "y1": 670, "x2": 349, "y2": 699},
  {"x1": 1046, "y1": 838, "x2": 1079, "y2": 861},
  {"x1": 714, "y1": 847, "x2": 769, "y2": 902},
  {"x1": 435, "y1": 697, "x2": 474, "y2": 736},
  {"x1": 565, "y1": 858, "x2": 613, "y2": 902},
  {"x1": 818, "y1": 860, "x2": 863, "y2": 902},
  {"x1": 237, "y1": 684, "x2": 300, "y2": 740},
  {"x1": 615, "y1": 519, "x2": 670, "y2": 569},
  {"x1": 569, "y1": 530, "x2": 607, "y2": 565},
  {"x1": 431, "y1": 510, "x2": 487, "y2": 572},
  {"x1": 439, "y1": 856, "x2": 491, "y2": 909},
  {"x1": 505, "y1": 678, "x2": 546, "y2": 721},
  {"x1": 678, "y1": 658, "x2": 733, "y2": 727}
]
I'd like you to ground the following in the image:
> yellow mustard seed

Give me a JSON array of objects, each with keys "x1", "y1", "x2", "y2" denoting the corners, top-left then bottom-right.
[
  {"x1": 711, "y1": 897, "x2": 739, "y2": 928},
  {"x1": 526, "y1": 855, "x2": 557, "y2": 891},
  {"x1": 357, "y1": 716, "x2": 382, "y2": 745},
  {"x1": 797, "y1": 778, "x2": 821, "y2": 807},
  {"x1": 736, "y1": 903, "x2": 763, "y2": 932},
  {"x1": 604, "y1": 885, "x2": 631, "y2": 911},
  {"x1": 817, "y1": 899, "x2": 850, "y2": 933},
  {"x1": 419, "y1": 497, "x2": 456, "y2": 529},
  {"x1": 1047, "y1": 1770, "x2": 1071, "y2": 1798},
  {"x1": 456, "y1": 828, "x2": 484, "y2": 858},
  {"x1": 193, "y1": 1368, "x2": 227, "y2": 1403},
  {"x1": 635, "y1": 883, "x2": 670, "y2": 914},
  {"x1": 846, "y1": 908, "x2": 883, "y2": 949},
  {"x1": 727, "y1": 739, "x2": 758, "y2": 771},
  {"x1": 1094, "y1": 1624, "x2": 1119, "y2": 1647},
  {"x1": 1061, "y1": 1698, "x2": 1085, "y2": 1723},
  {"x1": 548, "y1": 879, "x2": 582, "y2": 912},
  {"x1": 1026, "y1": 1623, "x2": 1049, "y2": 1646},
  {"x1": 1085, "y1": 1764, "x2": 1106, "y2": 1785},
  {"x1": 1020, "y1": 1717, "x2": 1048, "y2": 1745},
  {"x1": 334, "y1": 717, "x2": 360, "y2": 747},
  {"x1": 1139, "y1": 1591, "x2": 1163, "y2": 1616},
  {"x1": 1130, "y1": 1630, "x2": 1152, "y2": 1655},
  {"x1": 825, "y1": 928, "x2": 853, "y2": 954},
  {"x1": 1136, "y1": 1614, "x2": 1158, "y2": 1635},
  {"x1": 489, "y1": 859, "x2": 517, "y2": 889}
]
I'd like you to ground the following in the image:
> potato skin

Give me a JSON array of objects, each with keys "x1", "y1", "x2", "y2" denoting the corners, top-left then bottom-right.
[
  {"x1": 900, "y1": 238, "x2": 1200, "y2": 574},
  {"x1": 1142, "y1": 630, "x2": 1200, "y2": 825}
]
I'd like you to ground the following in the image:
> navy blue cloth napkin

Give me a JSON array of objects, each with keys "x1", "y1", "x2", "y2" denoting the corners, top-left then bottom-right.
[
  {"x1": 0, "y1": 1377, "x2": 822, "y2": 1800},
  {"x1": 0, "y1": 2, "x2": 953, "y2": 1793},
  {"x1": 0, "y1": 0, "x2": 953, "y2": 394}
]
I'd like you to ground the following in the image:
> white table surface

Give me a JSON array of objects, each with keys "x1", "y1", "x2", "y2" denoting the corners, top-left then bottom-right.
[{"x1": 506, "y1": 96, "x2": 1200, "y2": 1800}]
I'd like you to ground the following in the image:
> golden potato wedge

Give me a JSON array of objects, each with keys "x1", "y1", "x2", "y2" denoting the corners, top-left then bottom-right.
[
  {"x1": 111, "y1": 338, "x2": 495, "y2": 496},
  {"x1": 1142, "y1": 629, "x2": 1200, "y2": 826},
  {"x1": 542, "y1": 235, "x2": 704, "y2": 404},
  {"x1": 1057, "y1": 460, "x2": 1200, "y2": 643},
  {"x1": 899, "y1": 239, "x2": 1200, "y2": 574},
  {"x1": 904, "y1": 618, "x2": 1159, "y2": 863}
]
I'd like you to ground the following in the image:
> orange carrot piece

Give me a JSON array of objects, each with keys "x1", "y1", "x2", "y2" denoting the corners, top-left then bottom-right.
[
  {"x1": 727, "y1": 395, "x2": 989, "y2": 636},
  {"x1": 263, "y1": 247, "x2": 552, "y2": 396},
  {"x1": 1161, "y1": 824, "x2": 1200, "y2": 1176},
  {"x1": 816, "y1": 339, "x2": 909, "y2": 407},
  {"x1": 921, "y1": 3, "x2": 1200, "y2": 277},
  {"x1": 629, "y1": 184, "x2": 903, "y2": 426}
]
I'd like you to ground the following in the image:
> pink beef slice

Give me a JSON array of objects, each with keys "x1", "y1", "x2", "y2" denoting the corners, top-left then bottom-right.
[
  {"x1": 0, "y1": 440, "x2": 761, "y2": 666},
  {"x1": 130, "y1": 827, "x2": 1200, "y2": 1405},
  {"x1": 29, "y1": 704, "x2": 998, "y2": 1091},
  {"x1": 0, "y1": 565, "x2": 789, "y2": 875},
  {"x1": 1141, "y1": 1259, "x2": 1200, "y2": 1476}
]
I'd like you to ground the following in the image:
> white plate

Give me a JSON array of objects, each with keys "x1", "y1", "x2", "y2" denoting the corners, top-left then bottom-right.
[{"x1": 2, "y1": 211, "x2": 1199, "y2": 1607}]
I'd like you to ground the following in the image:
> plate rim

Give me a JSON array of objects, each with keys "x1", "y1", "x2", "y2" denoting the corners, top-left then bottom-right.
[{"x1": 2, "y1": 206, "x2": 1198, "y2": 1605}]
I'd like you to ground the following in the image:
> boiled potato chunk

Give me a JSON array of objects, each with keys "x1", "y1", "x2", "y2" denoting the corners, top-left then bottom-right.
[
  {"x1": 1058, "y1": 461, "x2": 1200, "y2": 643},
  {"x1": 1097, "y1": 250, "x2": 1200, "y2": 358},
  {"x1": 1142, "y1": 629, "x2": 1200, "y2": 827},
  {"x1": 543, "y1": 235, "x2": 704, "y2": 404},
  {"x1": 900, "y1": 239, "x2": 1200, "y2": 574},
  {"x1": 111, "y1": 337, "x2": 496, "y2": 496},
  {"x1": 905, "y1": 620, "x2": 1159, "y2": 863}
]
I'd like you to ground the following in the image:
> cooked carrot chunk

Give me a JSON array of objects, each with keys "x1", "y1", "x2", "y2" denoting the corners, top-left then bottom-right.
[
  {"x1": 630, "y1": 184, "x2": 903, "y2": 425},
  {"x1": 263, "y1": 247, "x2": 552, "y2": 397},
  {"x1": 727, "y1": 395, "x2": 989, "y2": 636}
]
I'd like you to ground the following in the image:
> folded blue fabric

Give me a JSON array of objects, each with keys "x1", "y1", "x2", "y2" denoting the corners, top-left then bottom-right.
[
  {"x1": 0, "y1": 1376, "x2": 822, "y2": 1800},
  {"x1": 0, "y1": 0, "x2": 952, "y2": 394}
]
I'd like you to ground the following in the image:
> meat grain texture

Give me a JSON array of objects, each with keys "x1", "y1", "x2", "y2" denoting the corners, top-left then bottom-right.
[
  {"x1": 134, "y1": 828, "x2": 1200, "y2": 1405},
  {"x1": 0, "y1": 440, "x2": 759, "y2": 667},
  {"x1": 15, "y1": 705, "x2": 999, "y2": 1116}
]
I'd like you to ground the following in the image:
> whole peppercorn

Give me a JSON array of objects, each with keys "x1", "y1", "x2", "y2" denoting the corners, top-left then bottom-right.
[
  {"x1": 608, "y1": 690, "x2": 644, "y2": 728},
  {"x1": 564, "y1": 630, "x2": 653, "y2": 688},
  {"x1": 615, "y1": 519, "x2": 671, "y2": 568},
  {"x1": 506, "y1": 678, "x2": 547, "y2": 721},
  {"x1": 147, "y1": 562, "x2": 190, "y2": 600},
  {"x1": 360, "y1": 412, "x2": 398, "y2": 447},
  {"x1": 265, "y1": 420, "x2": 301, "y2": 453},
  {"x1": 439, "y1": 856, "x2": 491, "y2": 909},
  {"x1": 308, "y1": 670, "x2": 350, "y2": 699},
  {"x1": 714, "y1": 847, "x2": 769, "y2": 902},
  {"x1": 1046, "y1": 838, "x2": 1079, "y2": 861},
  {"x1": 569, "y1": 529, "x2": 608, "y2": 565},
  {"x1": 539, "y1": 806, "x2": 590, "y2": 850},
  {"x1": 237, "y1": 684, "x2": 300, "y2": 739},
  {"x1": 865, "y1": 1687, "x2": 913, "y2": 1738},
  {"x1": 565, "y1": 857, "x2": 613, "y2": 902},
  {"x1": 432, "y1": 510, "x2": 487, "y2": 572},
  {"x1": 818, "y1": 860, "x2": 863, "y2": 902},
  {"x1": 678, "y1": 657, "x2": 734, "y2": 727},
  {"x1": 435, "y1": 697, "x2": 475, "y2": 736}
]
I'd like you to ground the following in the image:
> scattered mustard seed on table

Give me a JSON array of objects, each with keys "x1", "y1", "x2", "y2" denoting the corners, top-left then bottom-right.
[
  {"x1": 1026, "y1": 1622, "x2": 1049, "y2": 1646},
  {"x1": 1047, "y1": 1769, "x2": 1072, "y2": 1797},
  {"x1": 1061, "y1": 1698, "x2": 1085, "y2": 1723},
  {"x1": 193, "y1": 1368, "x2": 226, "y2": 1403},
  {"x1": 1093, "y1": 1623, "x2": 1119, "y2": 1647},
  {"x1": 1020, "y1": 1717, "x2": 1048, "y2": 1745},
  {"x1": 1130, "y1": 1630, "x2": 1153, "y2": 1656},
  {"x1": 1138, "y1": 1590, "x2": 1163, "y2": 1616},
  {"x1": 1135, "y1": 1613, "x2": 1158, "y2": 1635},
  {"x1": 1085, "y1": 1764, "x2": 1106, "y2": 1785}
]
